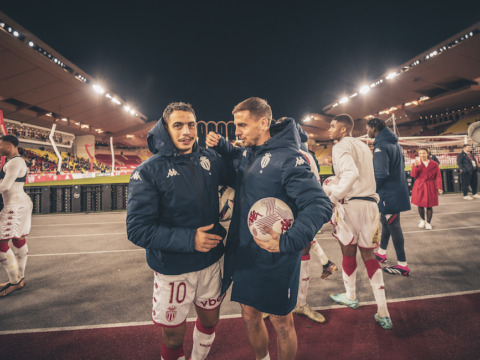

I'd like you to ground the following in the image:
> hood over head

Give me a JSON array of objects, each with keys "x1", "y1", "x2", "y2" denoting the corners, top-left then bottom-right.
[{"x1": 374, "y1": 127, "x2": 398, "y2": 145}]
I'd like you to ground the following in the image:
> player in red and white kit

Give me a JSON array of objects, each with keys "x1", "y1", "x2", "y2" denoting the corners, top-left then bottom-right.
[
  {"x1": 0, "y1": 135, "x2": 32, "y2": 297},
  {"x1": 326, "y1": 115, "x2": 392, "y2": 330}
]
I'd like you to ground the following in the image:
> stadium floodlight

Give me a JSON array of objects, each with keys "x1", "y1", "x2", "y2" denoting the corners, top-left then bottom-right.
[
  {"x1": 359, "y1": 85, "x2": 370, "y2": 94},
  {"x1": 124, "y1": 105, "x2": 131, "y2": 112},
  {"x1": 28, "y1": 41, "x2": 34, "y2": 47},
  {"x1": 105, "y1": 93, "x2": 112, "y2": 99},
  {"x1": 129, "y1": 109, "x2": 135, "y2": 115},
  {"x1": 61, "y1": 117, "x2": 68, "y2": 122},
  {"x1": 93, "y1": 84, "x2": 105, "y2": 94},
  {"x1": 386, "y1": 72, "x2": 397, "y2": 80},
  {"x1": 112, "y1": 97, "x2": 121, "y2": 105},
  {"x1": 339, "y1": 97, "x2": 349, "y2": 104},
  {"x1": 303, "y1": 115, "x2": 313, "y2": 122}
]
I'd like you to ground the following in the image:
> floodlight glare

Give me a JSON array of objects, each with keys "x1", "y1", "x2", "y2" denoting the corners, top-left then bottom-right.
[
  {"x1": 359, "y1": 85, "x2": 370, "y2": 94},
  {"x1": 339, "y1": 97, "x2": 349, "y2": 104},
  {"x1": 386, "y1": 72, "x2": 397, "y2": 80},
  {"x1": 93, "y1": 84, "x2": 105, "y2": 94}
]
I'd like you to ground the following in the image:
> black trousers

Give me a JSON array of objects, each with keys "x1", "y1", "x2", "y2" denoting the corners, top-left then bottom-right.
[{"x1": 461, "y1": 171, "x2": 478, "y2": 196}]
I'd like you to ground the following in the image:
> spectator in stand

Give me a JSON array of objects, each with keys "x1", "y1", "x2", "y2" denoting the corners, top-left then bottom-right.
[
  {"x1": 411, "y1": 148, "x2": 443, "y2": 230},
  {"x1": 457, "y1": 144, "x2": 480, "y2": 200}
]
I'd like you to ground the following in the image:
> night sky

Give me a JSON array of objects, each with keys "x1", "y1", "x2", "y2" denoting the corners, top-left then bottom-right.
[{"x1": 1, "y1": 1, "x2": 479, "y2": 124}]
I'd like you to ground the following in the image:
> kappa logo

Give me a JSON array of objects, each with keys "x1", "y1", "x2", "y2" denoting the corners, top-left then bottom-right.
[
  {"x1": 199, "y1": 156, "x2": 211, "y2": 171},
  {"x1": 131, "y1": 171, "x2": 142, "y2": 181},
  {"x1": 243, "y1": 150, "x2": 247, "y2": 157},
  {"x1": 295, "y1": 156, "x2": 306, "y2": 167},
  {"x1": 167, "y1": 168, "x2": 180, "y2": 178},
  {"x1": 261, "y1": 153, "x2": 271, "y2": 168},
  {"x1": 374, "y1": 148, "x2": 381, "y2": 153}
]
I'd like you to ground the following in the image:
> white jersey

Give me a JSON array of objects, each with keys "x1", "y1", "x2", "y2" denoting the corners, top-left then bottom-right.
[
  {"x1": 299, "y1": 149, "x2": 320, "y2": 181},
  {"x1": 330, "y1": 137, "x2": 378, "y2": 203},
  {"x1": 0, "y1": 156, "x2": 30, "y2": 205}
]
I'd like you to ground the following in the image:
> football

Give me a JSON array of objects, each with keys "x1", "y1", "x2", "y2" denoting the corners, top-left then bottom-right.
[
  {"x1": 322, "y1": 175, "x2": 340, "y2": 197},
  {"x1": 218, "y1": 185, "x2": 235, "y2": 221},
  {"x1": 247, "y1": 197, "x2": 294, "y2": 241}
]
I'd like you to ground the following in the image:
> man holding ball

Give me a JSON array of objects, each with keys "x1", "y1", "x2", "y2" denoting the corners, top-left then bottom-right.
[{"x1": 206, "y1": 97, "x2": 331, "y2": 360}]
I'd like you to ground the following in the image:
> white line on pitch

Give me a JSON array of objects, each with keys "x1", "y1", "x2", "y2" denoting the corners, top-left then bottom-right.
[
  {"x1": 27, "y1": 233, "x2": 126, "y2": 239},
  {"x1": 28, "y1": 249, "x2": 143, "y2": 257},
  {"x1": 31, "y1": 222, "x2": 125, "y2": 227},
  {"x1": 1, "y1": 289, "x2": 478, "y2": 335}
]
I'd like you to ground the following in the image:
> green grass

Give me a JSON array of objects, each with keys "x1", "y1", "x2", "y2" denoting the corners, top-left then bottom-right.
[{"x1": 26, "y1": 174, "x2": 130, "y2": 187}]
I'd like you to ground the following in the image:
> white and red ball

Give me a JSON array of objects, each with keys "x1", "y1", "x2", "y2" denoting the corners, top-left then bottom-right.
[
  {"x1": 322, "y1": 176, "x2": 340, "y2": 197},
  {"x1": 218, "y1": 185, "x2": 235, "y2": 221},
  {"x1": 247, "y1": 197, "x2": 294, "y2": 241}
]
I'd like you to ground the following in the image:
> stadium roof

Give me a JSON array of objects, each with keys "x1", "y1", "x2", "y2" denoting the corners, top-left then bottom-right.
[
  {"x1": 303, "y1": 21, "x2": 480, "y2": 142},
  {"x1": 0, "y1": 11, "x2": 153, "y2": 148}
]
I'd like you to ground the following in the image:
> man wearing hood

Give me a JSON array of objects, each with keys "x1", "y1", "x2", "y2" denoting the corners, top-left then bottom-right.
[
  {"x1": 366, "y1": 118, "x2": 411, "y2": 276},
  {"x1": 206, "y1": 97, "x2": 332, "y2": 360},
  {"x1": 127, "y1": 102, "x2": 233, "y2": 360}
]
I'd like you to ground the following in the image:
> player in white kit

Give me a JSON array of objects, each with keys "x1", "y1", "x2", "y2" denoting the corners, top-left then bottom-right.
[
  {"x1": 0, "y1": 135, "x2": 33, "y2": 297},
  {"x1": 326, "y1": 115, "x2": 392, "y2": 330}
]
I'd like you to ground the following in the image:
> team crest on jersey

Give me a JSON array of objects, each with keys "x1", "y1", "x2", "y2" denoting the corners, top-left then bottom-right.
[
  {"x1": 131, "y1": 171, "x2": 142, "y2": 181},
  {"x1": 374, "y1": 148, "x2": 381, "y2": 153},
  {"x1": 200, "y1": 156, "x2": 211, "y2": 171},
  {"x1": 295, "y1": 156, "x2": 306, "y2": 167},
  {"x1": 167, "y1": 168, "x2": 179, "y2": 178},
  {"x1": 261, "y1": 153, "x2": 271, "y2": 168},
  {"x1": 166, "y1": 306, "x2": 177, "y2": 323}
]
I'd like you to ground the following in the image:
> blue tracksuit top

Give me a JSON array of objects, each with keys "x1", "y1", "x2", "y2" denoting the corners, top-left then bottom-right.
[
  {"x1": 215, "y1": 118, "x2": 332, "y2": 315},
  {"x1": 372, "y1": 128, "x2": 411, "y2": 214},
  {"x1": 126, "y1": 118, "x2": 233, "y2": 275}
]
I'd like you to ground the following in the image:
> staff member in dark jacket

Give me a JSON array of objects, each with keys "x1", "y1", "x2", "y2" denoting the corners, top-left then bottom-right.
[
  {"x1": 367, "y1": 118, "x2": 411, "y2": 276},
  {"x1": 457, "y1": 144, "x2": 480, "y2": 200},
  {"x1": 127, "y1": 102, "x2": 233, "y2": 360},
  {"x1": 207, "y1": 97, "x2": 332, "y2": 360}
]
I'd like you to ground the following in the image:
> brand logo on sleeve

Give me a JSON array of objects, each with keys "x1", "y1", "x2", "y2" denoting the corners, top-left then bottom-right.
[
  {"x1": 295, "y1": 156, "x2": 306, "y2": 167},
  {"x1": 131, "y1": 171, "x2": 142, "y2": 181},
  {"x1": 167, "y1": 169, "x2": 180, "y2": 177}
]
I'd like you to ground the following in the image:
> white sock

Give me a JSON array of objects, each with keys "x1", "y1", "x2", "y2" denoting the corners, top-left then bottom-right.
[
  {"x1": 369, "y1": 268, "x2": 389, "y2": 318},
  {"x1": 311, "y1": 240, "x2": 329, "y2": 265},
  {"x1": 343, "y1": 268, "x2": 357, "y2": 301},
  {"x1": 191, "y1": 321, "x2": 215, "y2": 360},
  {"x1": 297, "y1": 256, "x2": 310, "y2": 307},
  {"x1": 259, "y1": 354, "x2": 270, "y2": 360},
  {"x1": 398, "y1": 261, "x2": 408, "y2": 267},
  {"x1": 0, "y1": 248, "x2": 21, "y2": 284},
  {"x1": 377, "y1": 248, "x2": 387, "y2": 256},
  {"x1": 12, "y1": 243, "x2": 28, "y2": 279}
]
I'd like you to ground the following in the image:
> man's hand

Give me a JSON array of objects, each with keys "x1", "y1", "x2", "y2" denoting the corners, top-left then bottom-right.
[
  {"x1": 195, "y1": 224, "x2": 222, "y2": 252},
  {"x1": 253, "y1": 227, "x2": 280, "y2": 253},
  {"x1": 438, "y1": 188, "x2": 443, "y2": 195},
  {"x1": 206, "y1": 132, "x2": 221, "y2": 148}
]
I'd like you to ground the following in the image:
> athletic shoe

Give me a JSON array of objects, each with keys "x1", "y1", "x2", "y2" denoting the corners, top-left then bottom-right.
[
  {"x1": 383, "y1": 265, "x2": 410, "y2": 276},
  {"x1": 418, "y1": 220, "x2": 425, "y2": 228},
  {"x1": 321, "y1": 260, "x2": 338, "y2": 279},
  {"x1": 294, "y1": 304, "x2": 326, "y2": 323},
  {"x1": 374, "y1": 252, "x2": 387, "y2": 263},
  {"x1": 463, "y1": 195, "x2": 474, "y2": 200},
  {"x1": 0, "y1": 278, "x2": 25, "y2": 297},
  {"x1": 425, "y1": 222, "x2": 432, "y2": 230},
  {"x1": 473, "y1": 194, "x2": 480, "y2": 199},
  {"x1": 374, "y1": 313, "x2": 393, "y2": 330},
  {"x1": 330, "y1": 293, "x2": 359, "y2": 309},
  {"x1": 262, "y1": 313, "x2": 270, "y2": 320}
]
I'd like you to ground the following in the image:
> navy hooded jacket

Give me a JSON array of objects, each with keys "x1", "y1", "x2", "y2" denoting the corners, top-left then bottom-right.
[
  {"x1": 126, "y1": 118, "x2": 233, "y2": 275},
  {"x1": 372, "y1": 128, "x2": 411, "y2": 214},
  {"x1": 214, "y1": 118, "x2": 332, "y2": 315}
]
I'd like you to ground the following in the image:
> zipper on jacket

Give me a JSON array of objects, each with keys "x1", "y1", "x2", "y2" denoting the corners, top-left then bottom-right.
[{"x1": 239, "y1": 149, "x2": 256, "y2": 211}]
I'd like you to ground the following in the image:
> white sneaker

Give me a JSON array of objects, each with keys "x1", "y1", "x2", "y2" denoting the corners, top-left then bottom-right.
[
  {"x1": 463, "y1": 195, "x2": 474, "y2": 200},
  {"x1": 418, "y1": 220, "x2": 425, "y2": 228},
  {"x1": 472, "y1": 194, "x2": 480, "y2": 199},
  {"x1": 425, "y1": 222, "x2": 432, "y2": 230}
]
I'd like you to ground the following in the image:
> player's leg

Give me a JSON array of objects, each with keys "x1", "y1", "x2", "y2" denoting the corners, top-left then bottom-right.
[
  {"x1": 294, "y1": 242, "x2": 325, "y2": 323},
  {"x1": 153, "y1": 271, "x2": 195, "y2": 360},
  {"x1": 191, "y1": 261, "x2": 223, "y2": 360},
  {"x1": 0, "y1": 239, "x2": 24, "y2": 296},
  {"x1": 330, "y1": 242, "x2": 359, "y2": 308},
  {"x1": 359, "y1": 247, "x2": 392, "y2": 329},
  {"x1": 425, "y1": 207, "x2": 433, "y2": 229},
  {"x1": 374, "y1": 214, "x2": 390, "y2": 263},
  {"x1": 240, "y1": 304, "x2": 270, "y2": 360},
  {"x1": 382, "y1": 214, "x2": 410, "y2": 276},
  {"x1": 12, "y1": 237, "x2": 28, "y2": 281},
  {"x1": 471, "y1": 172, "x2": 479, "y2": 197},
  {"x1": 310, "y1": 239, "x2": 337, "y2": 279},
  {"x1": 417, "y1": 207, "x2": 425, "y2": 228},
  {"x1": 269, "y1": 312, "x2": 297, "y2": 360}
]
